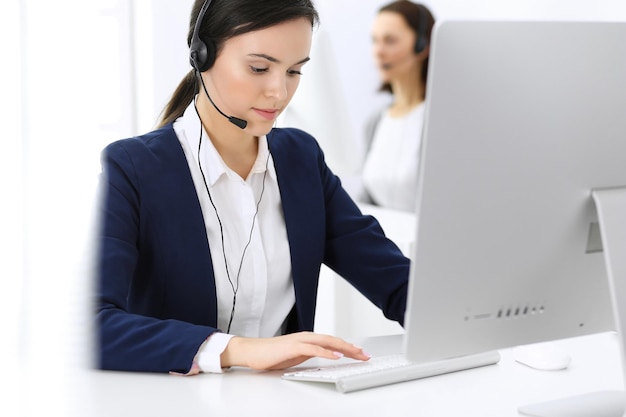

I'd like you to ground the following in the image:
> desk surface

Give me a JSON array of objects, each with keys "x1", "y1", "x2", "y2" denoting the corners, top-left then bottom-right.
[{"x1": 17, "y1": 332, "x2": 624, "y2": 417}]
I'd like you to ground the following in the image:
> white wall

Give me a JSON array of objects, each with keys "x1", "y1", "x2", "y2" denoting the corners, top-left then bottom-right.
[
  {"x1": 133, "y1": 0, "x2": 195, "y2": 133},
  {"x1": 6, "y1": 1, "x2": 140, "y2": 414},
  {"x1": 10, "y1": 2, "x2": 147, "y2": 404},
  {"x1": 1, "y1": 4, "x2": 24, "y2": 409}
]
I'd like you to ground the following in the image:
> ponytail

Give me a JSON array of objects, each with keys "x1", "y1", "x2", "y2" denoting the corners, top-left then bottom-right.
[{"x1": 157, "y1": 70, "x2": 198, "y2": 128}]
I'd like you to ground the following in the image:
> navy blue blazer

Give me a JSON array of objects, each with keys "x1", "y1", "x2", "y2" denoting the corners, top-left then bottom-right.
[{"x1": 96, "y1": 124, "x2": 410, "y2": 373}]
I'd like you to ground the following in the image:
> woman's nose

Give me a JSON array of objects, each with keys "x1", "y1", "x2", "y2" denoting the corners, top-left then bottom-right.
[{"x1": 265, "y1": 74, "x2": 289, "y2": 101}]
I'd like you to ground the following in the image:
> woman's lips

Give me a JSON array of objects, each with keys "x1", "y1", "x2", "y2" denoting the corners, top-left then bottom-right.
[{"x1": 253, "y1": 108, "x2": 279, "y2": 120}]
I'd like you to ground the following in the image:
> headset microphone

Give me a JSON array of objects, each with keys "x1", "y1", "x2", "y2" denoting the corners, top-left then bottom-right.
[
  {"x1": 199, "y1": 77, "x2": 248, "y2": 129},
  {"x1": 190, "y1": 0, "x2": 248, "y2": 130}
]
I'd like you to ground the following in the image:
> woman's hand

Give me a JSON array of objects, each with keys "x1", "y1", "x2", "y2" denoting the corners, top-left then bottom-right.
[{"x1": 220, "y1": 331, "x2": 370, "y2": 371}]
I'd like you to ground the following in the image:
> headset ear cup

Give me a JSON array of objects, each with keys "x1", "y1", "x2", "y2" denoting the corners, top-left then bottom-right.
[
  {"x1": 414, "y1": 4, "x2": 429, "y2": 54},
  {"x1": 201, "y1": 39, "x2": 217, "y2": 71},
  {"x1": 189, "y1": 0, "x2": 219, "y2": 72},
  {"x1": 414, "y1": 36, "x2": 427, "y2": 54},
  {"x1": 190, "y1": 40, "x2": 206, "y2": 70},
  {"x1": 190, "y1": 38, "x2": 216, "y2": 72}
]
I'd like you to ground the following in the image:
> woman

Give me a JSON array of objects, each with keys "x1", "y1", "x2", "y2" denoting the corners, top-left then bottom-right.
[
  {"x1": 96, "y1": 0, "x2": 410, "y2": 375},
  {"x1": 360, "y1": 1, "x2": 435, "y2": 212}
]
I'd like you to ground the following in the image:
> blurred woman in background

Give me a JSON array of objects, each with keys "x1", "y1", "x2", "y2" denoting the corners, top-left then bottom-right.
[{"x1": 359, "y1": 1, "x2": 435, "y2": 212}]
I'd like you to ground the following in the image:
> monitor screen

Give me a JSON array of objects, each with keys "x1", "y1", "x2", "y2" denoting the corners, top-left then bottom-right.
[{"x1": 404, "y1": 20, "x2": 626, "y2": 364}]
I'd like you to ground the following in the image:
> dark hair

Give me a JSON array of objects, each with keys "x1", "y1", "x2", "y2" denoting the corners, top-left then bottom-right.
[
  {"x1": 157, "y1": 0, "x2": 320, "y2": 128},
  {"x1": 378, "y1": 1, "x2": 435, "y2": 96}
]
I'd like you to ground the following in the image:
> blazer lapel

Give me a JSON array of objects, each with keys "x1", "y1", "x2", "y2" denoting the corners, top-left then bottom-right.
[
  {"x1": 269, "y1": 130, "x2": 325, "y2": 331},
  {"x1": 158, "y1": 129, "x2": 219, "y2": 327}
]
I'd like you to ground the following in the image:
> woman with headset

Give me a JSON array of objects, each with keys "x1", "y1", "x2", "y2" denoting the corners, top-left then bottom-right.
[
  {"x1": 96, "y1": 0, "x2": 409, "y2": 375},
  {"x1": 357, "y1": 1, "x2": 435, "y2": 212}
]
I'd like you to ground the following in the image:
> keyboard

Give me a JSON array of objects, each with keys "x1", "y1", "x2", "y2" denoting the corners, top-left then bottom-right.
[{"x1": 282, "y1": 351, "x2": 501, "y2": 393}]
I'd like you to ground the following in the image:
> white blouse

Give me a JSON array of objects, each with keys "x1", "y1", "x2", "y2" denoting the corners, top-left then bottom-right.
[
  {"x1": 362, "y1": 103, "x2": 425, "y2": 212},
  {"x1": 173, "y1": 100, "x2": 295, "y2": 372}
]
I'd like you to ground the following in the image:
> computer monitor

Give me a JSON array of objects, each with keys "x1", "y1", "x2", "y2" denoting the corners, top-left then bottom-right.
[{"x1": 403, "y1": 20, "x2": 626, "y2": 416}]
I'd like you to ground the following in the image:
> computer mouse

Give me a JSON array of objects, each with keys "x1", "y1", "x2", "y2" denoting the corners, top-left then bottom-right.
[{"x1": 512, "y1": 342, "x2": 571, "y2": 371}]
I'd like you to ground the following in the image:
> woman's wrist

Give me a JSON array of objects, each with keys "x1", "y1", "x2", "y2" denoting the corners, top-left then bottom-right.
[{"x1": 220, "y1": 336, "x2": 244, "y2": 368}]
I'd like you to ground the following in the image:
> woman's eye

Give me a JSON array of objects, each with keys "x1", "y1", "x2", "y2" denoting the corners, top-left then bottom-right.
[
  {"x1": 250, "y1": 66, "x2": 269, "y2": 73},
  {"x1": 288, "y1": 70, "x2": 303, "y2": 76}
]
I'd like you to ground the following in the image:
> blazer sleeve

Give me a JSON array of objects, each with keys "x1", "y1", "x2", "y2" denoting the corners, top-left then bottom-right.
[
  {"x1": 320, "y1": 147, "x2": 410, "y2": 326},
  {"x1": 96, "y1": 136, "x2": 217, "y2": 373},
  {"x1": 272, "y1": 128, "x2": 409, "y2": 327}
]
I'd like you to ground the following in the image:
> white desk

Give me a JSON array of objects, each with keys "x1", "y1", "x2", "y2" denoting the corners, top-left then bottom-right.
[{"x1": 16, "y1": 332, "x2": 624, "y2": 417}]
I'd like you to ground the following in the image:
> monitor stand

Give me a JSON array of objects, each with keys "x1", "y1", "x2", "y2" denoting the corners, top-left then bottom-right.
[{"x1": 519, "y1": 188, "x2": 626, "y2": 417}]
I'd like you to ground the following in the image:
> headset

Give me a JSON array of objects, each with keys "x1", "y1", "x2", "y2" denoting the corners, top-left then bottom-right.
[
  {"x1": 189, "y1": 0, "x2": 271, "y2": 333},
  {"x1": 189, "y1": 0, "x2": 248, "y2": 129},
  {"x1": 413, "y1": 3, "x2": 430, "y2": 54},
  {"x1": 189, "y1": 0, "x2": 217, "y2": 72}
]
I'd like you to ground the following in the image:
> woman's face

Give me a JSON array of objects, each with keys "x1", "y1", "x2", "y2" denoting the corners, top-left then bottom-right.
[
  {"x1": 204, "y1": 17, "x2": 312, "y2": 136},
  {"x1": 371, "y1": 11, "x2": 419, "y2": 82}
]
